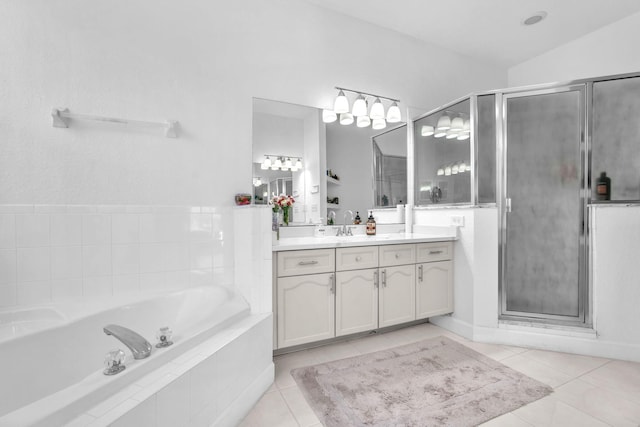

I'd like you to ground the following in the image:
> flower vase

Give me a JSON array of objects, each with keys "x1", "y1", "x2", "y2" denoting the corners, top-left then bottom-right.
[
  {"x1": 272, "y1": 210, "x2": 280, "y2": 240},
  {"x1": 282, "y1": 206, "x2": 290, "y2": 226}
]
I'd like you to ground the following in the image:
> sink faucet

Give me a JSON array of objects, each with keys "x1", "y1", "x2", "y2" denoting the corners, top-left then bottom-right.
[
  {"x1": 337, "y1": 210, "x2": 354, "y2": 236},
  {"x1": 104, "y1": 324, "x2": 152, "y2": 360}
]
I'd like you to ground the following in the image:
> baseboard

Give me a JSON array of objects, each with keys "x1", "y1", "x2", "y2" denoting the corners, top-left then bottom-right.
[
  {"x1": 429, "y1": 315, "x2": 474, "y2": 340},
  {"x1": 213, "y1": 362, "x2": 275, "y2": 427}
]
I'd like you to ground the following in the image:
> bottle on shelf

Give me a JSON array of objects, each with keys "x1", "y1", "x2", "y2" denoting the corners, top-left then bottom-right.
[
  {"x1": 354, "y1": 211, "x2": 361, "y2": 224},
  {"x1": 366, "y1": 211, "x2": 376, "y2": 236},
  {"x1": 595, "y1": 171, "x2": 611, "y2": 201}
]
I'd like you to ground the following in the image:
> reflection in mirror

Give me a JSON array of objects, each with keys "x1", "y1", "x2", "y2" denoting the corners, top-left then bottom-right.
[
  {"x1": 373, "y1": 125, "x2": 407, "y2": 207},
  {"x1": 252, "y1": 98, "x2": 321, "y2": 225},
  {"x1": 414, "y1": 98, "x2": 471, "y2": 205}
]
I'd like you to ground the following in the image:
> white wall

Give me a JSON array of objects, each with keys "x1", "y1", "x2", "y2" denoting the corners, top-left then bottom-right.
[
  {"x1": 0, "y1": 0, "x2": 506, "y2": 207},
  {"x1": 508, "y1": 11, "x2": 640, "y2": 87}
]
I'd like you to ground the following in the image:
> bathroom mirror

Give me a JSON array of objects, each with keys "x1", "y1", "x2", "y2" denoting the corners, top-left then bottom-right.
[
  {"x1": 252, "y1": 97, "x2": 412, "y2": 225},
  {"x1": 373, "y1": 124, "x2": 408, "y2": 207}
]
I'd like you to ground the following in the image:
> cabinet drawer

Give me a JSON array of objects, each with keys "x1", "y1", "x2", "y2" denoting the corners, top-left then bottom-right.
[
  {"x1": 379, "y1": 244, "x2": 416, "y2": 267},
  {"x1": 416, "y1": 242, "x2": 453, "y2": 263},
  {"x1": 277, "y1": 249, "x2": 335, "y2": 277},
  {"x1": 336, "y1": 246, "x2": 378, "y2": 271}
]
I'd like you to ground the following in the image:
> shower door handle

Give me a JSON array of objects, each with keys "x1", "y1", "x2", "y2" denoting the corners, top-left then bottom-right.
[{"x1": 505, "y1": 198, "x2": 512, "y2": 213}]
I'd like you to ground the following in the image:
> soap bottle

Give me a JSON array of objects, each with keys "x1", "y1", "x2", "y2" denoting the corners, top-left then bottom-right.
[
  {"x1": 354, "y1": 211, "x2": 361, "y2": 224},
  {"x1": 366, "y1": 211, "x2": 376, "y2": 236},
  {"x1": 595, "y1": 171, "x2": 611, "y2": 201}
]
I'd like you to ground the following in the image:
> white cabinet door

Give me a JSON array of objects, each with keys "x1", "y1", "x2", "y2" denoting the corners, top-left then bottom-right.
[
  {"x1": 277, "y1": 273, "x2": 335, "y2": 348},
  {"x1": 379, "y1": 265, "x2": 416, "y2": 327},
  {"x1": 416, "y1": 260, "x2": 453, "y2": 319},
  {"x1": 336, "y1": 268, "x2": 379, "y2": 336}
]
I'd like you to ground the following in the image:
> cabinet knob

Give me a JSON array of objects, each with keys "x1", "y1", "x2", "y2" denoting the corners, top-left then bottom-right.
[
  {"x1": 356, "y1": 256, "x2": 362, "y2": 262},
  {"x1": 395, "y1": 253, "x2": 400, "y2": 259}
]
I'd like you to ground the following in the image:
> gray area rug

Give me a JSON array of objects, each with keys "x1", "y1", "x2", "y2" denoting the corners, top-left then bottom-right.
[{"x1": 291, "y1": 336, "x2": 552, "y2": 426}]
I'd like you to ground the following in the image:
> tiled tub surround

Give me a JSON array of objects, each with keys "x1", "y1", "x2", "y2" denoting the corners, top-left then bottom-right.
[
  {"x1": 0, "y1": 285, "x2": 273, "y2": 426},
  {"x1": 0, "y1": 204, "x2": 233, "y2": 308}
]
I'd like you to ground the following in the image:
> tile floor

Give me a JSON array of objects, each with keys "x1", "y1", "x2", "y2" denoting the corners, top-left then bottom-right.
[{"x1": 239, "y1": 323, "x2": 640, "y2": 427}]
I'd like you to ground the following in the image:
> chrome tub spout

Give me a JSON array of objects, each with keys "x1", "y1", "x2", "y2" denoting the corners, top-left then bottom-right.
[{"x1": 103, "y1": 324, "x2": 152, "y2": 360}]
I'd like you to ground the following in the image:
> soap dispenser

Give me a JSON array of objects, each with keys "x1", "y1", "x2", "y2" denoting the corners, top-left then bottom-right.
[
  {"x1": 354, "y1": 211, "x2": 361, "y2": 224},
  {"x1": 366, "y1": 211, "x2": 376, "y2": 236}
]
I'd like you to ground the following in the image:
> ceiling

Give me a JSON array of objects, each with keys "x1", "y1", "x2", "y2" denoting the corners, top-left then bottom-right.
[{"x1": 303, "y1": 0, "x2": 640, "y2": 67}]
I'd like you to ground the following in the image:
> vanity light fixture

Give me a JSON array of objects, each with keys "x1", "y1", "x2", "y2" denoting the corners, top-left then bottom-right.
[
  {"x1": 263, "y1": 156, "x2": 272, "y2": 168},
  {"x1": 458, "y1": 161, "x2": 466, "y2": 172},
  {"x1": 295, "y1": 158, "x2": 302, "y2": 169},
  {"x1": 322, "y1": 109, "x2": 337, "y2": 123},
  {"x1": 352, "y1": 94, "x2": 368, "y2": 117},
  {"x1": 386, "y1": 102, "x2": 402, "y2": 123},
  {"x1": 340, "y1": 112, "x2": 354, "y2": 125},
  {"x1": 450, "y1": 117, "x2": 464, "y2": 132},
  {"x1": 334, "y1": 90, "x2": 349, "y2": 114},
  {"x1": 372, "y1": 118, "x2": 387, "y2": 130},
  {"x1": 253, "y1": 177, "x2": 262, "y2": 187},
  {"x1": 327, "y1": 87, "x2": 401, "y2": 130},
  {"x1": 444, "y1": 166, "x2": 452, "y2": 176},
  {"x1": 357, "y1": 115, "x2": 371, "y2": 128},
  {"x1": 452, "y1": 164, "x2": 459, "y2": 174},
  {"x1": 421, "y1": 125, "x2": 434, "y2": 137},
  {"x1": 273, "y1": 157, "x2": 283, "y2": 169},
  {"x1": 437, "y1": 168, "x2": 445, "y2": 176},
  {"x1": 457, "y1": 119, "x2": 471, "y2": 140},
  {"x1": 285, "y1": 157, "x2": 292, "y2": 168}
]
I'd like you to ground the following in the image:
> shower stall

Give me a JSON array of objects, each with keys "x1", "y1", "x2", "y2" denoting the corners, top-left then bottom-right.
[{"x1": 413, "y1": 71, "x2": 640, "y2": 327}]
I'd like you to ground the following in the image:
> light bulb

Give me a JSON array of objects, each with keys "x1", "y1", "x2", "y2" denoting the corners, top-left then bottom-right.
[
  {"x1": 322, "y1": 109, "x2": 337, "y2": 123},
  {"x1": 295, "y1": 158, "x2": 302, "y2": 169},
  {"x1": 352, "y1": 95, "x2": 367, "y2": 117},
  {"x1": 370, "y1": 97, "x2": 385, "y2": 120},
  {"x1": 372, "y1": 118, "x2": 386, "y2": 130},
  {"x1": 357, "y1": 115, "x2": 371, "y2": 128},
  {"x1": 386, "y1": 102, "x2": 401, "y2": 123},
  {"x1": 339, "y1": 113, "x2": 354, "y2": 125},
  {"x1": 436, "y1": 115, "x2": 451, "y2": 131},
  {"x1": 421, "y1": 125, "x2": 434, "y2": 136},
  {"x1": 334, "y1": 90, "x2": 349, "y2": 114}
]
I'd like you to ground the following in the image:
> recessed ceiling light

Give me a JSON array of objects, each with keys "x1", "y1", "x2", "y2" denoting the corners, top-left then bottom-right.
[{"x1": 522, "y1": 11, "x2": 547, "y2": 26}]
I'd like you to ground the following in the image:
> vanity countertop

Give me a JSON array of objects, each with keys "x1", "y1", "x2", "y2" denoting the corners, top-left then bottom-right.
[{"x1": 272, "y1": 232, "x2": 457, "y2": 252}]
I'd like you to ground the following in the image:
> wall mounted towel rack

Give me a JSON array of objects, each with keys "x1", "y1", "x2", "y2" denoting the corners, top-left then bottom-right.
[{"x1": 51, "y1": 108, "x2": 179, "y2": 138}]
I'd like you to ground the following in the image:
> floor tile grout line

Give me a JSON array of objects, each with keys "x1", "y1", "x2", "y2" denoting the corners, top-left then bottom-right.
[{"x1": 277, "y1": 386, "x2": 306, "y2": 427}]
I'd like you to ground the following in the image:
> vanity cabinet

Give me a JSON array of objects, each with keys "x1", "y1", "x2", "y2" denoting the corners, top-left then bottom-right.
[
  {"x1": 415, "y1": 242, "x2": 454, "y2": 319},
  {"x1": 274, "y1": 241, "x2": 453, "y2": 350},
  {"x1": 276, "y1": 249, "x2": 336, "y2": 348}
]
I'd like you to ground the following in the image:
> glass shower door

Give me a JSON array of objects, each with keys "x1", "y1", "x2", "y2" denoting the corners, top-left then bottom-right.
[{"x1": 501, "y1": 87, "x2": 587, "y2": 322}]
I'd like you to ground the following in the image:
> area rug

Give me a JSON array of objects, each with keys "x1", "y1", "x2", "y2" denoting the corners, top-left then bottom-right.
[{"x1": 291, "y1": 336, "x2": 551, "y2": 426}]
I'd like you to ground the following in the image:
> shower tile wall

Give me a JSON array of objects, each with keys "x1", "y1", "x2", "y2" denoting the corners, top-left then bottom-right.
[{"x1": 0, "y1": 205, "x2": 233, "y2": 308}]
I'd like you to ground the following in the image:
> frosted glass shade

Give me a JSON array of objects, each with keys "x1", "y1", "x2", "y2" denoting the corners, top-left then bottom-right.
[
  {"x1": 370, "y1": 98, "x2": 385, "y2": 120},
  {"x1": 372, "y1": 118, "x2": 386, "y2": 130},
  {"x1": 322, "y1": 109, "x2": 337, "y2": 123},
  {"x1": 437, "y1": 168, "x2": 444, "y2": 176},
  {"x1": 339, "y1": 113, "x2": 354, "y2": 125},
  {"x1": 295, "y1": 158, "x2": 302, "y2": 169},
  {"x1": 450, "y1": 117, "x2": 464, "y2": 131},
  {"x1": 421, "y1": 125, "x2": 434, "y2": 136},
  {"x1": 334, "y1": 90, "x2": 349, "y2": 114},
  {"x1": 357, "y1": 115, "x2": 371, "y2": 128},
  {"x1": 386, "y1": 102, "x2": 401, "y2": 123},
  {"x1": 436, "y1": 115, "x2": 451, "y2": 131},
  {"x1": 352, "y1": 95, "x2": 368, "y2": 116}
]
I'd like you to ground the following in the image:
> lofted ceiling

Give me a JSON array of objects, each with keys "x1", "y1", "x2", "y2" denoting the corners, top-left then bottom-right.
[{"x1": 303, "y1": 0, "x2": 640, "y2": 67}]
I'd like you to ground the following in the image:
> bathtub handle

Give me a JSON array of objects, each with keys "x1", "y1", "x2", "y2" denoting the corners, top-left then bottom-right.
[
  {"x1": 329, "y1": 274, "x2": 335, "y2": 294},
  {"x1": 298, "y1": 260, "x2": 319, "y2": 266}
]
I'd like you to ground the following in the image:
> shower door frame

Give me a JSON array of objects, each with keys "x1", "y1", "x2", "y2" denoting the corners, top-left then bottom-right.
[{"x1": 498, "y1": 84, "x2": 591, "y2": 326}]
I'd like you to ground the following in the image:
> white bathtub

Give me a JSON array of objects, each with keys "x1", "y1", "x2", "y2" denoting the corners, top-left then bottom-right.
[{"x1": 0, "y1": 285, "x2": 273, "y2": 426}]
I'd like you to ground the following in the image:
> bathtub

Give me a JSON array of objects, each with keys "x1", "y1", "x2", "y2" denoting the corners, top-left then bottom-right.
[{"x1": 0, "y1": 285, "x2": 273, "y2": 426}]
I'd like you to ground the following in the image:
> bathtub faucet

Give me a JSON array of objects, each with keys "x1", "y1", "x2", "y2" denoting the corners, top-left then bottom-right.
[{"x1": 103, "y1": 324, "x2": 152, "y2": 360}]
